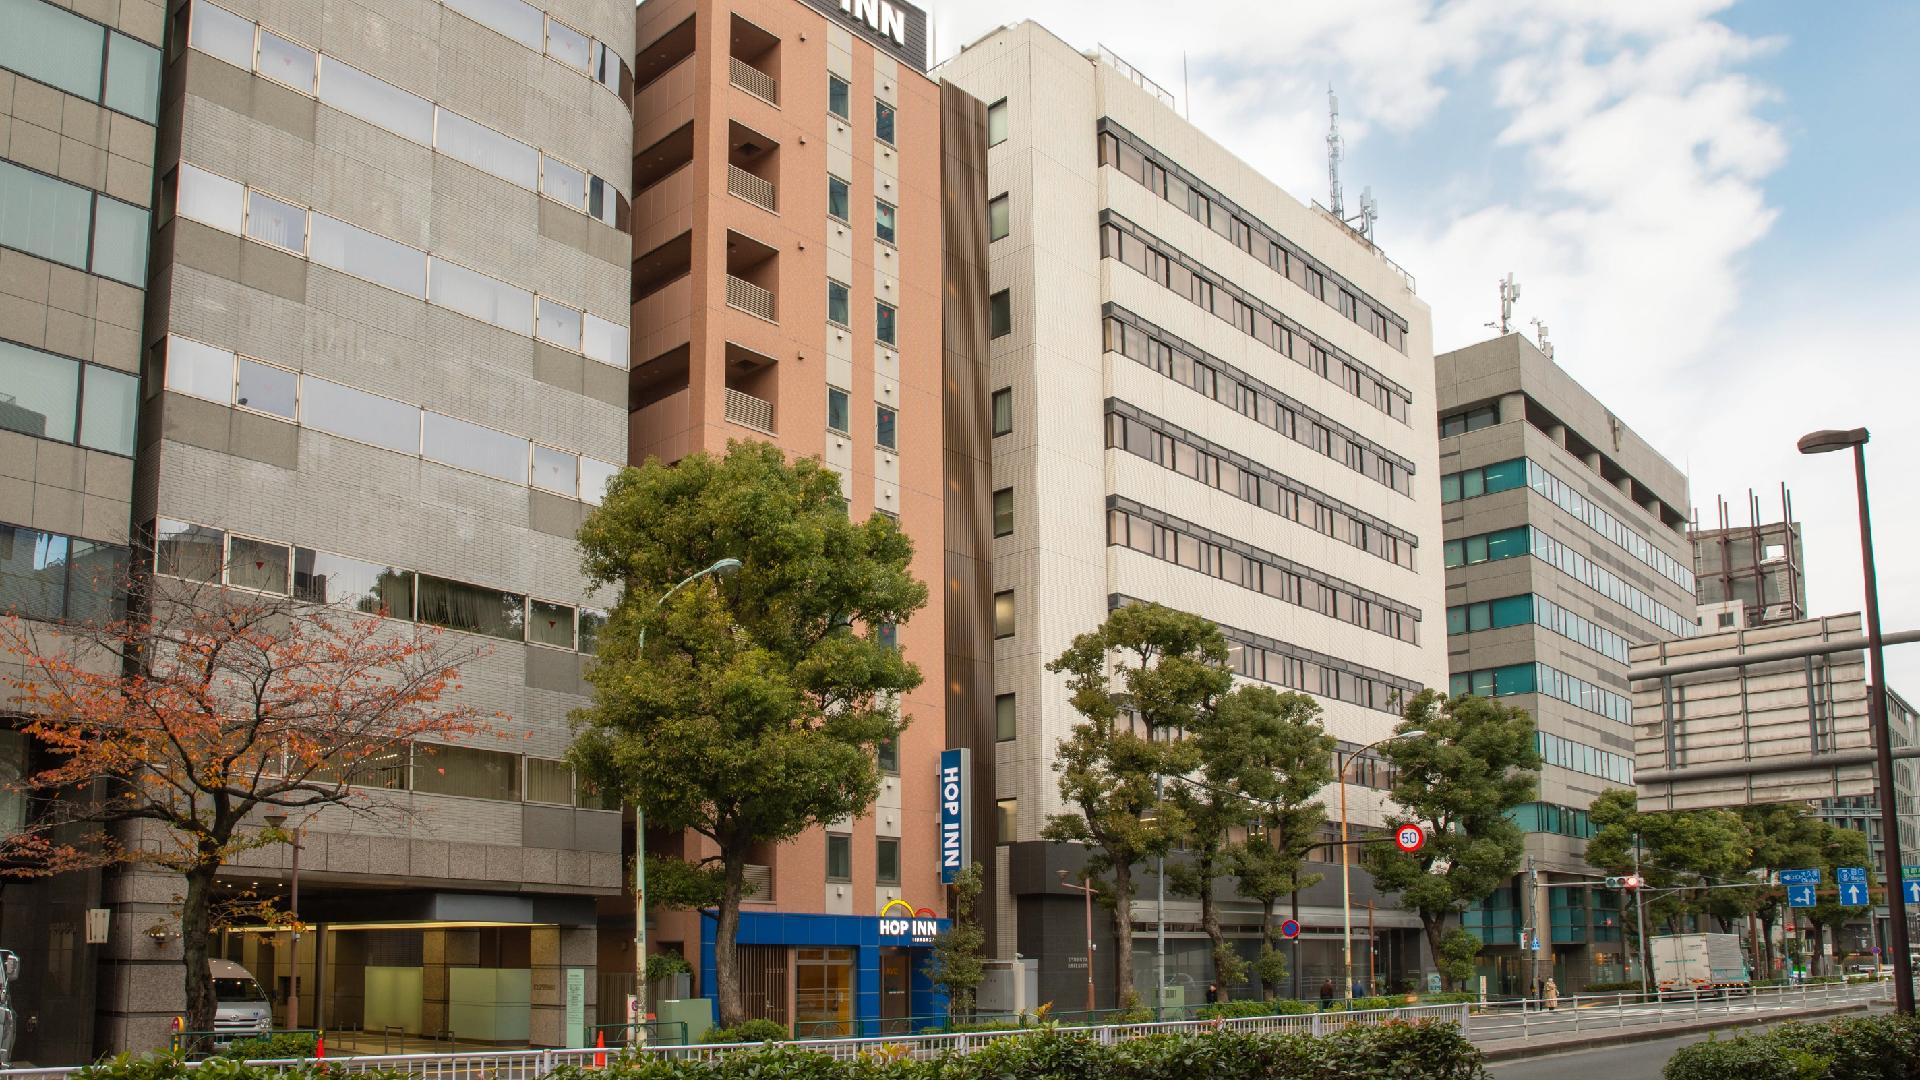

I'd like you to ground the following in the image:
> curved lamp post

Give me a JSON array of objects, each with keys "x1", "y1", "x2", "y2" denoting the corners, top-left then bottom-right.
[
  {"x1": 1339, "y1": 730, "x2": 1424, "y2": 999},
  {"x1": 631, "y1": 558, "x2": 742, "y2": 1044}
]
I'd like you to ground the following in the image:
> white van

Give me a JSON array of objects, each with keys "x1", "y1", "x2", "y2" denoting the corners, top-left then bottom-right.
[{"x1": 211, "y1": 960, "x2": 271, "y2": 1041}]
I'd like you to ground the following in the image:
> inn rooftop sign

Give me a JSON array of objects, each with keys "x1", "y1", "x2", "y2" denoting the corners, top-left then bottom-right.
[{"x1": 799, "y1": 0, "x2": 930, "y2": 71}]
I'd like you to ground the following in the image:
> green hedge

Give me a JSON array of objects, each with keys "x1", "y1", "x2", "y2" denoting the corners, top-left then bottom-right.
[
  {"x1": 1664, "y1": 1015, "x2": 1920, "y2": 1080},
  {"x1": 75, "y1": 1057, "x2": 418, "y2": 1080},
  {"x1": 700, "y1": 1019, "x2": 791, "y2": 1044},
  {"x1": 554, "y1": 1024, "x2": 1483, "y2": 1080},
  {"x1": 213, "y1": 1033, "x2": 319, "y2": 1060}
]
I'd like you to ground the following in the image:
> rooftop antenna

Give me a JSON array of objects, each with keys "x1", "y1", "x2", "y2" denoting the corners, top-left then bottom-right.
[
  {"x1": 1327, "y1": 86, "x2": 1345, "y2": 220},
  {"x1": 1530, "y1": 317, "x2": 1554, "y2": 360},
  {"x1": 1484, "y1": 273, "x2": 1521, "y2": 334},
  {"x1": 1357, "y1": 186, "x2": 1378, "y2": 243}
]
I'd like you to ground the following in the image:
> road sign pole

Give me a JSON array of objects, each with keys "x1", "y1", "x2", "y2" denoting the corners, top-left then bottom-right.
[{"x1": 1633, "y1": 834, "x2": 1649, "y2": 997}]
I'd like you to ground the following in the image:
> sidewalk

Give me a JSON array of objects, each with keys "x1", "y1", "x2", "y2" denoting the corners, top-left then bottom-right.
[{"x1": 1476, "y1": 998, "x2": 1880, "y2": 1062}]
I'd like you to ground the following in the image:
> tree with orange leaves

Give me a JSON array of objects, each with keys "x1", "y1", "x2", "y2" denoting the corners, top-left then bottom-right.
[{"x1": 0, "y1": 572, "x2": 488, "y2": 1041}]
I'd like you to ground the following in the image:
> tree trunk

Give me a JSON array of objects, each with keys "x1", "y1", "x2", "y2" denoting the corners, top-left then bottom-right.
[
  {"x1": 181, "y1": 865, "x2": 218, "y2": 1043},
  {"x1": 1420, "y1": 914, "x2": 1450, "y2": 990},
  {"x1": 1197, "y1": 862, "x2": 1228, "y2": 995},
  {"x1": 714, "y1": 854, "x2": 746, "y2": 1028},
  {"x1": 1261, "y1": 897, "x2": 1278, "y2": 1001},
  {"x1": 1289, "y1": 892, "x2": 1301, "y2": 1000},
  {"x1": 1110, "y1": 860, "x2": 1136, "y2": 1010}
]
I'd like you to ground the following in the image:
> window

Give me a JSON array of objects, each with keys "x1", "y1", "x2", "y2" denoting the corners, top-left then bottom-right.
[
  {"x1": 80, "y1": 365, "x2": 137, "y2": 455},
  {"x1": 988, "y1": 195, "x2": 1009, "y2": 241},
  {"x1": 532, "y1": 444, "x2": 578, "y2": 496},
  {"x1": 579, "y1": 609, "x2": 607, "y2": 653},
  {"x1": 422, "y1": 411, "x2": 530, "y2": 484},
  {"x1": 827, "y1": 386, "x2": 850, "y2": 434},
  {"x1": 827, "y1": 279, "x2": 850, "y2": 326},
  {"x1": 545, "y1": 17, "x2": 591, "y2": 71},
  {"x1": 187, "y1": 0, "x2": 254, "y2": 68},
  {"x1": 308, "y1": 213, "x2": 427, "y2": 298},
  {"x1": 874, "y1": 622, "x2": 897, "y2": 650},
  {"x1": 416, "y1": 574, "x2": 526, "y2": 641},
  {"x1": 1718, "y1": 611, "x2": 1736, "y2": 629},
  {"x1": 430, "y1": 258, "x2": 534, "y2": 336},
  {"x1": 228, "y1": 536, "x2": 290, "y2": 594},
  {"x1": 155, "y1": 519, "x2": 224, "y2": 582},
  {"x1": 996, "y1": 798, "x2": 1017, "y2": 844},
  {"x1": 987, "y1": 98, "x2": 1008, "y2": 146},
  {"x1": 876, "y1": 837, "x2": 900, "y2": 885},
  {"x1": 0, "y1": 339, "x2": 79, "y2": 443},
  {"x1": 876, "y1": 735, "x2": 898, "y2": 773},
  {"x1": 989, "y1": 289, "x2": 1011, "y2": 338},
  {"x1": 316, "y1": 56, "x2": 433, "y2": 144},
  {"x1": 875, "y1": 301, "x2": 897, "y2": 346},
  {"x1": 875, "y1": 405, "x2": 896, "y2": 451},
  {"x1": 581, "y1": 314, "x2": 628, "y2": 369},
  {"x1": 536, "y1": 298, "x2": 584, "y2": 351},
  {"x1": 1438, "y1": 404, "x2": 1499, "y2": 438},
  {"x1": 232, "y1": 358, "x2": 295, "y2": 419},
  {"x1": 176, "y1": 164, "x2": 245, "y2": 233},
  {"x1": 828, "y1": 175, "x2": 849, "y2": 221},
  {"x1": 413, "y1": 743, "x2": 521, "y2": 802},
  {"x1": 0, "y1": 159, "x2": 91, "y2": 270},
  {"x1": 298, "y1": 376, "x2": 419, "y2": 453},
  {"x1": 826, "y1": 834, "x2": 852, "y2": 882},
  {"x1": 992, "y1": 488, "x2": 1013, "y2": 537},
  {"x1": 528, "y1": 599, "x2": 575, "y2": 648},
  {"x1": 542, "y1": 155, "x2": 587, "y2": 209},
  {"x1": 526, "y1": 758, "x2": 574, "y2": 805},
  {"x1": 993, "y1": 590, "x2": 1014, "y2": 638},
  {"x1": 3, "y1": 0, "x2": 104, "y2": 99},
  {"x1": 294, "y1": 547, "x2": 413, "y2": 616},
  {"x1": 0, "y1": 523, "x2": 126, "y2": 624},
  {"x1": 435, "y1": 108, "x2": 540, "y2": 189},
  {"x1": 443, "y1": 0, "x2": 544, "y2": 51},
  {"x1": 828, "y1": 75, "x2": 849, "y2": 119},
  {"x1": 991, "y1": 388, "x2": 1011, "y2": 436},
  {"x1": 256, "y1": 29, "x2": 315, "y2": 93},
  {"x1": 875, "y1": 199, "x2": 896, "y2": 244},
  {"x1": 104, "y1": 31, "x2": 162, "y2": 122},
  {"x1": 995, "y1": 693, "x2": 1015, "y2": 741},
  {"x1": 245, "y1": 191, "x2": 307, "y2": 252},
  {"x1": 875, "y1": 100, "x2": 895, "y2": 144}
]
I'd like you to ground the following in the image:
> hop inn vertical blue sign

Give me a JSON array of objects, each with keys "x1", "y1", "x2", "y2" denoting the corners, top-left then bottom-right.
[{"x1": 939, "y1": 748, "x2": 971, "y2": 884}]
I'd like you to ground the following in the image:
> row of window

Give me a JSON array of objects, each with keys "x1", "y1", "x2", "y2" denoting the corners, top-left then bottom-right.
[
  {"x1": 1507, "y1": 801, "x2": 1597, "y2": 840},
  {"x1": 1444, "y1": 525, "x2": 1697, "y2": 640},
  {"x1": 293, "y1": 738, "x2": 610, "y2": 808},
  {"x1": 825, "y1": 76, "x2": 895, "y2": 147},
  {"x1": 2, "y1": 0, "x2": 161, "y2": 122},
  {"x1": 437, "y1": 0, "x2": 631, "y2": 100},
  {"x1": 1450, "y1": 661, "x2": 1631, "y2": 725},
  {"x1": 1521, "y1": 459, "x2": 1696, "y2": 592},
  {"x1": 1438, "y1": 403, "x2": 1500, "y2": 438},
  {"x1": 1103, "y1": 309, "x2": 1415, "y2": 496},
  {"x1": 1107, "y1": 502, "x2": 1422, "y2": 646},
  {"x1": 0, "y1": 158, "x2": 150, "y2": 286},
  {"x1": 1438, "y1": 458, "x2": 1527, "y2": 503},
  {"x1": 0, "y1": 339, "x2": 138, "y2": 457},
  {"x1": 160, "y1": 334, "x2": 622, "y2": 503},
  {"x1": 825, "y1": 280, "x2": 898, "y2": 347},
  {"x1": 824, "y1": 386, "x2": 897, "y2": 451},
  {"x1": 171, "y1": 164, "x2": 629, "y2": 368},
  {"x1": 186, "y1": 1, "x2": 628, "y2": 231},
  {"x1": 1100, "y1": 214, "x2": 1412, "y2": 425},
  {"x1": 153, "y1": 518, "x2": 608, "y2": 654},
  {"x1": 826, "y1": 176, "x2": 897, "y2": 246},
  {"x1": 1536, "y1": 730, "x2": 1633, "y2": 785},
  {"x1": 824, "y1": 833, "x2": 901, "y2": 886},
  {"x1": 1445, "y1": 593, "x2": 1633, "y2": 665},
  {"x1": 1096, "y1": 123, "x2": 1410, "y2": 354},
  {"x1": 0, "y1": 521, "x2": 126, "y2": 625},
  {"x1": 1105, "y1": 406, "x2": 1417, "y2": 570}
]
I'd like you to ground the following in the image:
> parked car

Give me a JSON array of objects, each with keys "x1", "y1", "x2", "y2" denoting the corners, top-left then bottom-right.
[{"x1": 211, "y1": 960, "x2": 271, "y2": 1042}]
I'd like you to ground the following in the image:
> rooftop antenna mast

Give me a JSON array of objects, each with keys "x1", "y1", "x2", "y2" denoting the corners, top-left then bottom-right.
[
  {"x1": 1485, "y1": 273, "x2": 1521, "y2": 334},
  {"x1": 1327, "y1": 86, "x2": 1344, "y2": 220},
  {"x1": 1530, "y1": 317, "x2": 1554, "y2": 360}
]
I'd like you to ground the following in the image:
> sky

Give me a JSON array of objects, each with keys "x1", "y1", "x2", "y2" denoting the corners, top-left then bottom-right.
[{"x1": 930, "y1": 0, "x2": 1920, "y2": 691}]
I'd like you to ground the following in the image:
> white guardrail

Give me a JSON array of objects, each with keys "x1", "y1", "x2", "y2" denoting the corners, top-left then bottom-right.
[
  {"x1": 0, "y1": 1003, "x2": 1469, "y2": 1079},
  {"x1": 1465, "y1": 976, "x2": 1892, "y2": 1043}
]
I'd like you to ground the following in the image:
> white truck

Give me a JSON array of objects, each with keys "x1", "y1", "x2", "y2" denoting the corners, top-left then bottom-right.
[{"x1": 1651, "y1": 933, "x2": 1751, "y2": 994}]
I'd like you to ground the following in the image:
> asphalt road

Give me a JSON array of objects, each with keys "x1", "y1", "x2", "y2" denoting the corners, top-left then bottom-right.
[
  {"x1": 1485, "y1": 1008, "x2": 1887, "y2": 1080},
  {"x1": 1468, "y1": 981, "x2": 1886, "y2": 1043}
]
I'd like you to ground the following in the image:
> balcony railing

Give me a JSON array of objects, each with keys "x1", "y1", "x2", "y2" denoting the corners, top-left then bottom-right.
[
  {"x1": 729, "y1": 57, "x2": 777, "y2": 106},
  {"x1": 725, "y1": 275, "x2": 776, "y2": 322},
  {"x1": 727, "y1": 164, "x2": 777, "y2": 213},
  {"x1": 724, "y1": 387, "x2": 775, "y2": 436}
]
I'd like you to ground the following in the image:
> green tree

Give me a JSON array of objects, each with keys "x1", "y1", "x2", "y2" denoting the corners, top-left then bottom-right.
[
  {"x1": 1740, "y1": 803, "x2": 1828, "y2": 976},
  {"x1": 1587, "y1": 790, "x2": 1754, "y2": 956},
  {"x1": 926, "y1": 862, "x2": 988, "y2": 1019},
  {"x1": 1362, "y1": 690, "x2": 1541, "y2": 989},
  {"x1": 1043, "y1": 603, "x2": 1231, "y2": 1009},
  {"x1": 1803, "y1": 823, "x2": 1873, "y2": 976},
  {"x1": 1216, "y1": 688, "x2": 1336, "y2": 1000},
  {"x1": 568, "y1": 442, "x2": 928, "y2": 1027}
]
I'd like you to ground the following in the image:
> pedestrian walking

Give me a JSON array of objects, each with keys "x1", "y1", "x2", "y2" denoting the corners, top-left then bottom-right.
[
  {"x1": 1544, "y1": 977, "x2": 1560, "y2": 1011},
  {"x1": 1206, "y1": 981, "x2": 1222, "y2": 1005},
  {"x1": 1319, "y1": 978, "x2": 1335, "y2": 1009}
]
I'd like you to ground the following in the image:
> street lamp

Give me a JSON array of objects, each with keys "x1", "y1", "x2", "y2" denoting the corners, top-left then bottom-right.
[
  {"x1": 1057, "y1": 869, "x2": 1097, "y2": 1015},
  {"x1": 630, "y1": 558, "x2": 742, "y2": 1046},
  {"x1": 1798, "y1": 427, "x2": 1912, "y2": 1014},
  {"x1": 262, "y1": 813, "x2": 301, "y2": 1031},
  {"x1": 1339, "y1": 730, "x2": 1424, "y2": 1000}
]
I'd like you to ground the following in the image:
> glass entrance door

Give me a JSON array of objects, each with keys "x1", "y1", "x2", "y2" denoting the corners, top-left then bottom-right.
[{"x1": 879, "y1": 949, "x2": 911, "y2": 1034}]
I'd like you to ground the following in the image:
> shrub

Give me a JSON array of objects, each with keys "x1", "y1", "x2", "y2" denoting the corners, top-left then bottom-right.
[
  {"x1": 216, "y1": 1033, "x2": 319, "y2": 1060},
  {"x1": 701, "y1": 1018, "x2": 791, "y2": 1044},
  {"x1": 74, "y1": 1056, "x2": 419, "y2": 1080},
  {"x1": 1416, "y1": 992, "x2": 1479, "y2": 1005},
  {"x1": 1664, "y1": 1015, "x2": 1920, "y2": 1080}
]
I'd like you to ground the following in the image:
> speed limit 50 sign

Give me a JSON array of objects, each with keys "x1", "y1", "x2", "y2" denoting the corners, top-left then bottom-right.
[{"x1": 1394, "y1": 823, "x2": 1426, "y2": 853}]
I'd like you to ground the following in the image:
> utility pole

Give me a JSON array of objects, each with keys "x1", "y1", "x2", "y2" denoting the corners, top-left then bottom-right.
[
  {"x1": 1521, "y1": 855, "x2": 1536, "y2": 995},
  {"x1": 1155, "y1": 775, "x2": 1166, "y2": 1015},
  {"x1": 1633, "y1": 833, "x2": 1649, "y2": 996}
]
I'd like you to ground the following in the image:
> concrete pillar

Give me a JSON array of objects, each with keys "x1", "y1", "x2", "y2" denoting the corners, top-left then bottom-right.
[
  {"x1": 529, "y1": 926, "x2": 596, "y2": 1047},
  {"x1": 421, "y1": 930, "x2": 450, "y2": 1038},
  {"x1": 98, "y1": 862, "x2": 189, "y2": 1055},
  {"x1": 1500, "y1": 392, "x2": 1526, "y2": 425}
]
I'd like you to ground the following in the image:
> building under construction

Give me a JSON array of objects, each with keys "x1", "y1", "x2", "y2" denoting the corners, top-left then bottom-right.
[{"x1": 1691, "y1": 488, "x2": 1808, "y2": 630}]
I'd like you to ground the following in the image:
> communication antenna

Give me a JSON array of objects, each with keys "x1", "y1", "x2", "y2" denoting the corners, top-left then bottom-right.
[
  {"x1": 1327, "y1": 86, "x2": 1344, "y2": 220},
  {"x1": 1530, "y1": 317, "x2": 1554, "y2": 360},
  {"x1": 1484, "y1": 273, "x2": 1521, "y2": 334},
  {"x1": 1357, "y1": 186, "x2": 1378, "y2": 243}
]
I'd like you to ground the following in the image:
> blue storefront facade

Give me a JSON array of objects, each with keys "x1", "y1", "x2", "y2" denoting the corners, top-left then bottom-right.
[{"x1": 699, "y1": 908, "x2": 951, "y2": 1036}]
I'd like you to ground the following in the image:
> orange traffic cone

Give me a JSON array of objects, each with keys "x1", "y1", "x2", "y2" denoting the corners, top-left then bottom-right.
[{"x1": 594, "y1": 1029, "x2": 606, "y2": 1069}]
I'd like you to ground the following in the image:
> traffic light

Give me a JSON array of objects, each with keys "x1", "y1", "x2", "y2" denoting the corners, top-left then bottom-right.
[{"x1": 1605, "y1": 875, "x2": 1645, "y2": 890}]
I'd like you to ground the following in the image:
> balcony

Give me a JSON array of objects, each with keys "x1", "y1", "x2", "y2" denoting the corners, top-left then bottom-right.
[
  {"x1": 724, "y1": 387, "x2": 775, "y2": 435},
  {"x1": 727, "y1": 165, "x2": 777, "y2": 213},
  {"x1": 729, "y1": 57, "x2": 776, "y2": 106},
  {"x1": 726, "y1": 276, "x2": 775, "y2": 321}
]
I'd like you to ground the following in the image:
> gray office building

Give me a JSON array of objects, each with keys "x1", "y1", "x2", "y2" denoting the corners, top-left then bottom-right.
[{"x1": 1435, "y1": 332, "x2": 1695, "y2": 993}]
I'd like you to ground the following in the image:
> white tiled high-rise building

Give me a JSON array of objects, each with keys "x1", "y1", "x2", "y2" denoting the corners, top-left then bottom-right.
[{"x1": 938, "y1": 23, "x2": 1448, "y2": 1006}]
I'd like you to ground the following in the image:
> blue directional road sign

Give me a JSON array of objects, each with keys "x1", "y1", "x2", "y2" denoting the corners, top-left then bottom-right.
[
  {"x1": 1778, "y1": 868, "x2": 1822, "y2": 885},
  {"x1": 1836, "y1": 866, "x2": 1868, "y2": 886},
  {"x1": 1839, "y1": 881, "x2": 1868, "y2": 906},
  {"x1": 1787, "y1": 885, "x2": 1818, "y2": 908},
  {"x1": 1904, "y1": 880, "x2": 1920, "y2": 905}
]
